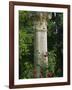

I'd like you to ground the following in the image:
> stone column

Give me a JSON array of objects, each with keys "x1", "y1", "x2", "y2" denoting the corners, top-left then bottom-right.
[{"x1": 34, "y1": 12, "x2": 48, "y2": 78}]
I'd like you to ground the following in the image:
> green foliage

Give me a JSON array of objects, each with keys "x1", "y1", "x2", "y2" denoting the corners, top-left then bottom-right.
[
  {"x1": 19, "y1": 11, "x2": 34, "y2": 79},
  {"x1": 47, "y1": 13, "x2": 63, "y2": 77},
  {"x1": 48, "y1": 50, "x2": 56, "y2": 73},
  {"x1": 19, "y1": 11, "x2": 33, "y2": 31},
  {"x1": 19, "y1": 62, "x2": 34, "y2": 79}
]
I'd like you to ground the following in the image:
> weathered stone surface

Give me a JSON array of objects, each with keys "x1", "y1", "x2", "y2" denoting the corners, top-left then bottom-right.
[{"x1": 34, "y1": 12, "x2": 48, "y2": 78}]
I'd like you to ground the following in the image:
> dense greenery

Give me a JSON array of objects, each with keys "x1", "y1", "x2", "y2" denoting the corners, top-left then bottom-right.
[{"x1": 19, "y1": 11, "x2": 63, "y2": 79}]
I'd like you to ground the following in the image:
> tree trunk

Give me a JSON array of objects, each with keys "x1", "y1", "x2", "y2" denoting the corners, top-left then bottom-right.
[{"x1": 34, "y1": 12, "x2": 48, "y2": 78}]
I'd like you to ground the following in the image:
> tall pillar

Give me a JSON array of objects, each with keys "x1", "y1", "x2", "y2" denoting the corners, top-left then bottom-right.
[{"x1": 34, "y1": 12, "x2": 48, "y2": 78}]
